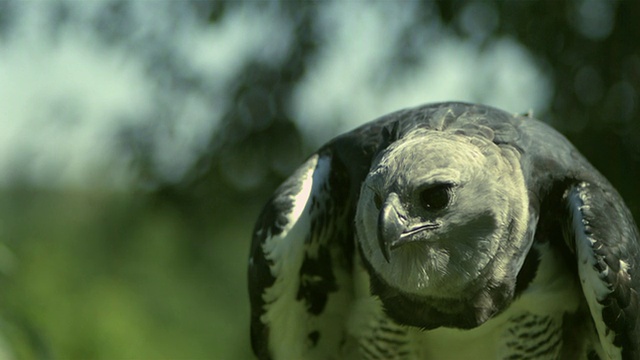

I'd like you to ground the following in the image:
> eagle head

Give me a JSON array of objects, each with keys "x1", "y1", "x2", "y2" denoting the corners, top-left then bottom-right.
[{"x1": 355, "y1": 128, "x2": 532, "y2": 329}]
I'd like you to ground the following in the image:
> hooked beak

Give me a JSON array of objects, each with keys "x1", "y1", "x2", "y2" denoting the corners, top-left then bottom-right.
[{"x1": 377, "y1": 193, "x2": 440, "y2": 262}]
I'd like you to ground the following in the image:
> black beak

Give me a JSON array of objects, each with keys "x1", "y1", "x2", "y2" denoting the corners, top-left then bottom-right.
[
  {"x1": 377, "y1": 192, "x2": 440, "y2": 263},
  {"x1": 377, "y1": 193, "x2": 406, "y2": 263}
]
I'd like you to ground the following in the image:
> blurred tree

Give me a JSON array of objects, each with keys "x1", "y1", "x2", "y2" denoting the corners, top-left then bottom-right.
[{"x1": 166, "y1": 0, "x2": 638, "y2": 216}]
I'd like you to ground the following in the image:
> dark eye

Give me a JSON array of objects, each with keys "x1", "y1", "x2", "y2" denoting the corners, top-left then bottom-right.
[{"x1": 419, "y1": 184, "x2": 453, "y2": 211}]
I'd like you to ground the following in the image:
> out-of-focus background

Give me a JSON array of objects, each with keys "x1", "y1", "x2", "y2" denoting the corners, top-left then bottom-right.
[{"x1": 0, "y1": 1, "x2": 638, "y2": 359}]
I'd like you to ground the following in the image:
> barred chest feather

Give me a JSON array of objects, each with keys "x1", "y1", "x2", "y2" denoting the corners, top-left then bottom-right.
[{"x1": 345, "y1": 241, "x2": 599, "y2": 360}]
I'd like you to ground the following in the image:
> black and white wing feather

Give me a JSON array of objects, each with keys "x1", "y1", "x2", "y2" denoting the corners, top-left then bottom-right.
[
  {"x1": 564, "y1": 182, "x2": 640, "y2": 359},
  {"x1": 248, "y1": 153, "x2": 350, "y2": 359},
  {"x1": 248, "y1": 106, "x2": 415, "y2": 359},
  {"x1": 516, "y1": 110, "x2": 640, "y2": 359}
]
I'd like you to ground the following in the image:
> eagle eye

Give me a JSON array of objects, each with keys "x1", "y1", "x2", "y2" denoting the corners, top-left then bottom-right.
[{"x1": 419, "y1": 183, "x2": 453, "y2": 211}]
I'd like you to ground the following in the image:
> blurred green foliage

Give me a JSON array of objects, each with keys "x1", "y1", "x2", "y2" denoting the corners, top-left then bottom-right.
[{"x1": 0, "y1": 189, "x2": 256, "y2": 359}]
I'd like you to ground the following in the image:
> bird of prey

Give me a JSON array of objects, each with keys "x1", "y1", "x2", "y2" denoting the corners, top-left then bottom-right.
[{"x1": 248, "y1": 102, "x2": 640, "y2": 359}]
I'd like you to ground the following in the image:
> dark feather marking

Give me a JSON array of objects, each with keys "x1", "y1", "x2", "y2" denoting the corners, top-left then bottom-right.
[
  {"x1": 587, "y1": 349, "x2": 601, "y2": 360},
  {"x1": 371, "y1": 340, "x2": 392, "y2": 357},
  {"x1": 249, "y1": 202, "x2": 281, "y2": 358},
  {"x1": 373, "y1": 336, "x2": 406, "y2": 347},
  {"x1": 515, "y1": 318, "x2": 553, "y2": 340},
  {"x1": 360, "y1": 336, "x2": 406, "y2": 360},
  {"x1": 296, "y1": 152, "x2": 354, "y2": 316},
  {"x1": 360, "y1": 342, "x2": 381, "y2": 360},
  {"x1": 297, "y1": 246, "x2": 338, "y2": 315},
  {"x1": 514, "y1": 245, "x2": 540, "y2": 297},
  {"x1": 506, "y1": 315, "x2": 563, "y2": 358},
  {"x1": 377, "y1": 324, "x2": 406, "y2": 336},
  {"x1": 308, "y1": 331, "x2": 320, "y2": 346},
  {"x1": 357, "y1": 316, "x2": 409, "y2": 359},
  {"x1": 373, "y1": 319, "x2": 408, "y2": 348},
  {"x1": 531, "y1": 334, "x2": 562, "y2": 357},
  {"x1": 529, "y1": 323, "x2": 560, "y2": 350},
  {"x1": 510, "y1": 313, "x2": 531, "y2": 323}
]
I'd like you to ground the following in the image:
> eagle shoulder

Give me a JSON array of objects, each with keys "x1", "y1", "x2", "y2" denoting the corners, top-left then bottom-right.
[{"x1": 249, "y1": 152, "x2": 358, "y2": 359}]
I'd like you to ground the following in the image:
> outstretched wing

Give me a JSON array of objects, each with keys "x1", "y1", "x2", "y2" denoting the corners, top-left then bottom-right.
[{"x1": 564, "y1": 181, "x2": 640, "y2": 359}]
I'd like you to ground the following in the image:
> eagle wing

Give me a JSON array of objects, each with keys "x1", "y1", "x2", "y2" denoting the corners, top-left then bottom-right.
[
  {"x1": 462, "y1": 108, "x2": 640, "y2": 358},
  {"x1": 248, "y1": 153, "x2": 351, "y2": 359},
  {"x1": 564, "y1": 182, "x2": 640, "y2": 359},
  {"x1": 248, "y1": 115, "x2": 397, "y2": 358},
  {"x1": 512, "y1": 109, "x2": 640, "y2": 359}
]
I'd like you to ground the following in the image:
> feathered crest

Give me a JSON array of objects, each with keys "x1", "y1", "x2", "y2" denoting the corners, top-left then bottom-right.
[{"x1": 376, "y1": 121, "x2": 402, "y2": 155}]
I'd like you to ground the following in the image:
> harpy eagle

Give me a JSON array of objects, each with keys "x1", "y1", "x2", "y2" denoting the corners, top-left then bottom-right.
[{"x1": 248, "y1": 102, "x2": 640, "y2": 359}]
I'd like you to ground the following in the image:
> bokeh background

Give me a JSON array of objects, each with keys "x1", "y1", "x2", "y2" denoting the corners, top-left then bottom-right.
[{"x1": 0, "y1": 1, "x2": 638, "y2": 359}]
